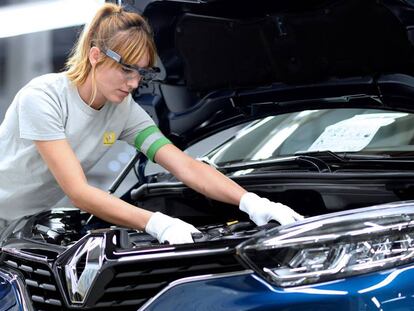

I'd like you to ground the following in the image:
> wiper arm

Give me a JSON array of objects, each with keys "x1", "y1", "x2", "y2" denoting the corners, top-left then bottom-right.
[
  {"x1": 216, "y1": 155, "x2": 331, "y2": 173},
  {"x1": 293, "y1": 150, "x2": 414, "y2": 171},
  {"x1": 294, "y1": 150, "x2": 391, "y2": 160}
]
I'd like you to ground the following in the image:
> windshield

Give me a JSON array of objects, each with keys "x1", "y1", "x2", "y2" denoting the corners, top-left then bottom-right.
[{"x1": 204, "y1": 108, "x2": 414, "y2": 167}]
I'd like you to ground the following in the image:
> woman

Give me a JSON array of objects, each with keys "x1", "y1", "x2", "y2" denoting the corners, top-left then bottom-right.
[{"x1": 0, "y1": 3, "x2": 303, "y2": 244}]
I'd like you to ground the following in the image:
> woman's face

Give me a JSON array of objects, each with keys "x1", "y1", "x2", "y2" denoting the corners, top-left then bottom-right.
[{"x1": 94, "y1": 52, "x2": 149, "y2": 105}]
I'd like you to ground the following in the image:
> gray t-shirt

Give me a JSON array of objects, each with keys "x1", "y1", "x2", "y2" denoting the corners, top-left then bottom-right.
[{"x1": 0, "y1": 73, "x2": 158, "y2": 221}]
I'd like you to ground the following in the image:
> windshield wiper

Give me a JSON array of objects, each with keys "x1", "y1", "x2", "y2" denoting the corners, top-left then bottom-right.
[
  {"x1": 211, "y1": 151, "x2": 400, "y2": 175},
  {"x1": 205, "y1": 150, "x2": 414, "y2": 175}
]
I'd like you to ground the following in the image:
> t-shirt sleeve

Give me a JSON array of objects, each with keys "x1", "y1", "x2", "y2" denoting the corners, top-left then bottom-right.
[
  {"x1": 119, "y1": 100, "x2": 171, "y2": 162},
  {"x1": 18, "y1": 86, "x2": 66, "y2": 141}
]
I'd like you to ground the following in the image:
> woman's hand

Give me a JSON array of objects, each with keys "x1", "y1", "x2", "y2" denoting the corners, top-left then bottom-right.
[
  {"x1": 239, "y1": 192, "x2": 304, "y2": 226},
  {"x1": 145, "y1": 212, "x2": 200, "y2": 244}
]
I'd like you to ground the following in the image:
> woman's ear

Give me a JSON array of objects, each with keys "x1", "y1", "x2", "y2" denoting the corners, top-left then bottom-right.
[{"x1": 89, "y1": 46, "x2": 101, "y2": 66}]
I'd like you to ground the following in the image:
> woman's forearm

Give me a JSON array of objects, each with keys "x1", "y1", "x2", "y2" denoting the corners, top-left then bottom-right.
[
  {"x1": 70, "y1": 184, "x2": 153, "y2": 230},
  {"x1": 155, "y1": 144, "x2": 247, "y2": 206},
  {"x1": 173, "y1": 159, "x2": 247, "y2": 206}
]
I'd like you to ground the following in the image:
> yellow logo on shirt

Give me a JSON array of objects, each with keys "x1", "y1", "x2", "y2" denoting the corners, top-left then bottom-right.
[{"x1": 103, "y1": 131, "x2": 116, "y2": 146}]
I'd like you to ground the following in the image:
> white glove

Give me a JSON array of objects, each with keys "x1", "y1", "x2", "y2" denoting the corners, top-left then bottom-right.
[
  {"x1": 239, "y1": 192, "x2": 304, "y2": 226},
  {"x1": 145, "y1": 212, "x2": 201, "y2": 244}
]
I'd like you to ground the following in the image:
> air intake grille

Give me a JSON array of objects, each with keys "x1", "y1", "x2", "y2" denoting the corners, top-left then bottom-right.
[
  {"x1": 92, "y1": 251, "x2": 244, "y2": 310},
  {"x1": 3, "y1": 249, "x2": 244, "y2": 310},
  {"x1": 3, "y1": 254, "x2": 62, "y2": 311}
]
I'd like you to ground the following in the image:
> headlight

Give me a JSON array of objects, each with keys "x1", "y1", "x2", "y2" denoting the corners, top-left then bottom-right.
[
  {"x1": 64, "y1": 236, "x2": 105, "y2": 304},
  {"x1": 237, "y1": 202, "x2": 414, "y2": 287}
]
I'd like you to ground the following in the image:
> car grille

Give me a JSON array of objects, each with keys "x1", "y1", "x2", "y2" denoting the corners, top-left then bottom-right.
[
  {"x1": 92, "y1": 251, "x2": 244, "y2": 310},
  {"x1": 2, "y1": 249, "x2": 244, "y2": 310},
  {"x1": 3, "y1": 253, "x2": 62, "y2": 311}
]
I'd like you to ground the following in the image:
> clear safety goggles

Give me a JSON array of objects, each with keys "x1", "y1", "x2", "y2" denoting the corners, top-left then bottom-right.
[{"x1": 104, "y1": 49, "x2": 160, "y2": 85}]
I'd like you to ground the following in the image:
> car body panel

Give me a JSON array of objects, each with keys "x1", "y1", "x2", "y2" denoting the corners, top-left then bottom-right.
[
  {"x1": 140, "y1": 266, "x2": 414, "y2": 311},
  {"x1": 0, "y1": 268, "x2": 32, "y2": 311}
]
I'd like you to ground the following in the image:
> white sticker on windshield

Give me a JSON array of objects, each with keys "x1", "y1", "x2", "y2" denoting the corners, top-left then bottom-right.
[{"x1": 308, "y1": 113, "x2": 408, "y2": 152}]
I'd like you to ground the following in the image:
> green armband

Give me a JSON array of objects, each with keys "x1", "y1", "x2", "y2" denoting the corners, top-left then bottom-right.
[{"x1": 134, "y1": 126, "x2": 172, "y2": 162}]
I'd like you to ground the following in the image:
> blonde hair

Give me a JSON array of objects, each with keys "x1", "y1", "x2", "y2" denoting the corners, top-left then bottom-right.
[{"x1": 65, "y1": 3, "x2": 157, "y2": 104}]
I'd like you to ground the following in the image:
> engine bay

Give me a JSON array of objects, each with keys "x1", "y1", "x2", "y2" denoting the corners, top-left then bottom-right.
[
  {"x1": 27, "y1": 208, "x2": 277, "y2": 248},
  {"x1": 5, "y1": 170, "x2": 414, "y2": 250}
]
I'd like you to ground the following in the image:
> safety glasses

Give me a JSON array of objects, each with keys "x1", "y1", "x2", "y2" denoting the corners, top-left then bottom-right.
[{"x1": 103, "y1": 48, "x2": 160, "y2": 85}]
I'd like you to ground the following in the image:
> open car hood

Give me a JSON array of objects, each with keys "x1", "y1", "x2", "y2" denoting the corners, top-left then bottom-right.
[{"x1": 123, "y1": 0, "x2": 414, "y2": 148}]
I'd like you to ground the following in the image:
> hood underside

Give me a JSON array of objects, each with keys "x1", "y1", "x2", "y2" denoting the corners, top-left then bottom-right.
[
  {"x1": 140, "y1": 0, "x2": 414, "y2": 91},
  {"x1": 121, "y1": 0, "x2": 414, "y2": 147}
]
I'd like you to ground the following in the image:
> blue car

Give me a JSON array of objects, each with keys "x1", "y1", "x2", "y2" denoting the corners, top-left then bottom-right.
[{"x1": 3, "y1": 0, "x2": 414, "y2": 310}]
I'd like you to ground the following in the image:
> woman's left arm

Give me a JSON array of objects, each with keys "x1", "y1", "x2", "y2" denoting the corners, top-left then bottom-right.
[
  {"x1": 155, "y1": 144, "x2": 304, "y2": 225},
  {"x1": 154, "y1": 144, "x2": 247, "y2": 205}
]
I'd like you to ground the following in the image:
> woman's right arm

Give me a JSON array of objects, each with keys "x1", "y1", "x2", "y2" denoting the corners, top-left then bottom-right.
[
  {"x1": 34, "y1": 139, "x2": 199, "y2": 243},
  {"x1": 34, "y1": 139, "x2": 153, "y2": 230}
]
